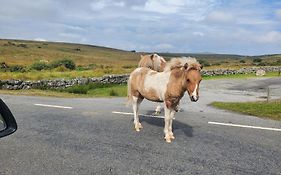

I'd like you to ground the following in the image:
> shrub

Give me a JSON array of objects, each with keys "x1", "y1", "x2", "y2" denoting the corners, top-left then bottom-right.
[
  {"x1": 109, "y1": 89, "x2": 118, "y2": 96},
  {"x1": 122, "y1": 65, "x2": 136, "y2": 69},
  {"x1": 240, "y1": 60, "x2": 246, "y2": 63},
  {"x1": 30, "y1": 62, "x2": 49, "y2": 71},
  {"x1": 50, "y1": 58, "x2": 76, "y2": 70},
  {"x1": 253, "y1": 58, "x2": 262, "y2": 63},
  {"x1": 9, "y1": 65, "x2": 25, "y2": 72},
  {"x1": 54, "y1": 65, "x2": 69, "y2": 72},
  {"x1": 198, "y1": 60, "x2": 210, "y2": 67}
]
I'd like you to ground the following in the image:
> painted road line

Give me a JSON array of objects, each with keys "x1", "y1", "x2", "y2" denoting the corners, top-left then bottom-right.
[
  {"x1": 208, "y1": 121, "x2": 281, "y2": 132},
  {"x1": 112, "y1": 111, "x2": 175, "y2": 119},
  {"x1": 34, "y1": 104, "x2": 73, "y2": 109}
]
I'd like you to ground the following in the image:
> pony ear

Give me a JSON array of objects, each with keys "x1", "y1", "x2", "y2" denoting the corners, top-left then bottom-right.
[
  {"x1": 150, "y1": 54, "x2": 155, "y2": 60},
  {"x1": 183, "y1": 63, "x2": 188, "y2": 70}
]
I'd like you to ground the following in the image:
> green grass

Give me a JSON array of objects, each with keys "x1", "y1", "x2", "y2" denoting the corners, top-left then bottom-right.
[
  {"x1": 55, "y1": 83, "x2": 127, "y2": 97},
  {"x1": 203, "y1": 71, "x2": 280, "y2": 80},
  {"x1": 211, "y1": 100, "x2": 281, "y2": 121},
  {"x1": 0, "y1": 69, "x2": 134, "y2": 80}
]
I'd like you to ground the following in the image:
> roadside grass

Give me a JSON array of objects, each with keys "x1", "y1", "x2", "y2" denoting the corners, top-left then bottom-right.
[
  {"x1": 211, "y1": 100, "x2": 281, "y2": 121},
  {"x1": 55, "y1": 83, "x2": 127, "y2": 97},
  {"x1": 203, "y1": 71, "x2": 280, "y2": 80}
]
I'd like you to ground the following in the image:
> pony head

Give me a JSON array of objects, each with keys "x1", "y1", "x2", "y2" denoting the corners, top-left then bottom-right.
[
  {"x1": 184, "y1": 63, "x2": 202, "y2": 102},
  {"x1": 165, "y1": 57, "x2": 202, "y2": 102}
]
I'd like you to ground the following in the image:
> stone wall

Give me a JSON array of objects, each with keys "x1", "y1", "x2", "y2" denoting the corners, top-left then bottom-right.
[{"x1": 0, "y1": 66, "x2": 280, "y2": 90}]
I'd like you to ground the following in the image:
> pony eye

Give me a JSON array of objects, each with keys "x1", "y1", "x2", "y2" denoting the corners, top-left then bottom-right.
[{"x1": 187, "y1": 79, "x2": 190, "y2": 82}]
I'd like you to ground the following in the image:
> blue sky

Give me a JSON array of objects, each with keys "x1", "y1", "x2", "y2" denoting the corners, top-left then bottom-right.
[{"x1": 0, "y1": 0, "x2": 280, "y2": 55}]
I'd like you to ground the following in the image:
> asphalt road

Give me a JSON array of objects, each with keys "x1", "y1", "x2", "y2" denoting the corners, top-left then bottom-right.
[{"x1": 0, "y1": 78, "x2": 281, "y2": 175}]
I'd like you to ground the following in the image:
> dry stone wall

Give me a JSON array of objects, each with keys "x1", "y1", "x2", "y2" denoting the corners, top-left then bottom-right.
[{"x1": 0, "y1": 66, "x2": 280, "y2": 90}]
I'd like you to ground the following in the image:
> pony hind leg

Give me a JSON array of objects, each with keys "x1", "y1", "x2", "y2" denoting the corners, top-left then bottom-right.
[
  {"x1": 168, "y1": 111, "x2": 176, "y2": 140},
  {"x1": 132, "y1": 96, "x2": 143, "y2": 132}
]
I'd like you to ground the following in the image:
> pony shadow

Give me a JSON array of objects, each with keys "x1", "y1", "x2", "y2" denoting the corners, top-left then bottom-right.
[{"x1": 137, "y1": 110, "x2": 193, "y2": 137}]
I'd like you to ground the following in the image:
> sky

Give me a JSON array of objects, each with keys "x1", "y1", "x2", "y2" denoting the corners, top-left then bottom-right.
[{"x1": 0, "y1": 0, "x2": 280, "y2": 55}]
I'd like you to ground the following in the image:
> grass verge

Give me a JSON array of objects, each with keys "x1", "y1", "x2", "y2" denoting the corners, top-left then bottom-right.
[
  {"x1": 54, "y1": 83, "x2": 127, "y2": 97},
  {"x1": 203, "y1": 71, "x2": 280, "y2": 80},
  {"x1": 211, "y1": 100, "x2": 281, "y2": 121}
]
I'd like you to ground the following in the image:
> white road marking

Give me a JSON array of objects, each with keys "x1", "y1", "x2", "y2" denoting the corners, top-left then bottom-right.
[
  {"x1": 34, "y1": 104, "x2": 73, "y2": 109},
  {"x1": 208, "y1": 121, "x2": 281, "y2": 132},
  {"x1": 112, "y1": 111, "x2": 175, "y2": 119}
]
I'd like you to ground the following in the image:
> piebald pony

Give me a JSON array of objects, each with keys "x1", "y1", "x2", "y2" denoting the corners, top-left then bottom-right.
[{"x1": 128, "y1": 57, "x2": 202, "y2": 143}]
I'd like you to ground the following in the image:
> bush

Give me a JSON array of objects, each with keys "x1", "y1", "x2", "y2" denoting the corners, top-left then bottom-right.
[
  {"x1": 240, "y1": 60, "x2": 246, "y2": 63},
  {"x1": 253, "y1": 58, "x2": 262, "y2": 63},
  {"x1": 109, "y1": 89, "x2": 118, "y2": 96},
  {"x1": 50, "y1": 58, "x2": 76, "y2": 70},
  {"x1": 198, "y1": 60, "x2": 210, "y2": 67},
  {"x1": 9, "y1": 65, "x2": 25, "y2": 72},
  {"x1": 30, "y1": 62, "x2": 49, "y2": 71},
  {"x1": 54, "y1": 65, "x2": 69, "y2": 72}
]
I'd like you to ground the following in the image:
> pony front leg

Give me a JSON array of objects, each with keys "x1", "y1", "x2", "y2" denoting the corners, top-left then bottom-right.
[
  {"x1": 132, "y1": 96, "x2": 143, "y2": 132},
  {"x1": 163, "y1": 106, "x2": 174, "y2": 143}
]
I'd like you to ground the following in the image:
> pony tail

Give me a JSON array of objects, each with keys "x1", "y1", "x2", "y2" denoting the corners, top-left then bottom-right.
[{"x1": 126, "y1": 76, "x2": 132, "y2": 106}]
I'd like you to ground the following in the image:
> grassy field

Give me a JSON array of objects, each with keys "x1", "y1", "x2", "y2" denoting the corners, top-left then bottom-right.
[
  {"x1": 211, "y1": 100, "x2": 281, "y2": 121},
  {"x1": 54, "y1": 83, "x2": 127, "y2": 97},
  {"x1": 1, "y1": 39, "x2": 281, "y2": 80},
  {"x1": 0, "y1": 39, "x2": 139, "y2": 66}
]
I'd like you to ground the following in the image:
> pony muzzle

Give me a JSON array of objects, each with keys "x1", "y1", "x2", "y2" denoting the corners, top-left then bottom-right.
[{"x1": 190, "y1": 95, "x2": 199, "y2": 102}]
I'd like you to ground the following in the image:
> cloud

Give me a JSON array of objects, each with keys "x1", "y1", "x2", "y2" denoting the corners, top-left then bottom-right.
[
  {"x1": 136, "y1": 0, "x2": 185, "y2": 14},
  {"x1": 155, "y1": 43, "x2": 174, "y2": 50},
  {"x1": 276, "y1": 9, "x2": 281, "y2": 19},
  {"x1": 256, "y1": 31, "x2": 281, "y2": 43},
  {"x1": 193, "y1": 32, "x2": 204, "y2": 37},
  {"x1": 0, "y1": 0, "x2": 280, "y2": 55},
  {"x1": 205, "y1": 11, "x2": 234, "y2": 24},
  {"x1": 33, "y1": 38, "x2": 47, "y2": 42}
]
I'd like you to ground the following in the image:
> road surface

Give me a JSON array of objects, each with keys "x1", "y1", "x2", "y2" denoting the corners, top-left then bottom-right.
[{"x1": 0, "y1": 77, "x2": 280, "y2": 175}]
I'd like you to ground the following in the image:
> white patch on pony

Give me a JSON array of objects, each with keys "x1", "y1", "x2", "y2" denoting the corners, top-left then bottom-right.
[
  {"x1": 191, "y1": 84, "x2": 198, "y2": 100},
  {"x1": 134, "y1": 67, "x2": 142, "y2": 73},
  {"x1": 144, "y1": 70, "x2": 171, "y2": 101}
]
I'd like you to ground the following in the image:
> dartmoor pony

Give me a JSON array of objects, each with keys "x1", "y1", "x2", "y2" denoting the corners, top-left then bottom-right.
[
  {"x1": 138, "y1": 53, "x2": 166, "y2": 72},
  {"x1": 138, "y1": 54, "x2": 166, "y2": 114},
  {"x1": 128, "y1": 57, "x2": 202, "y2": 143}
]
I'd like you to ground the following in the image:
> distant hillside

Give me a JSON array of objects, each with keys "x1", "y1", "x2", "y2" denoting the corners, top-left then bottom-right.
[
  {"x1": 0, "y1": 39, "x2": 140, "y2": 66},
  {"x1": 1, "y1": 39, "x2": 280, "y2": 68}
]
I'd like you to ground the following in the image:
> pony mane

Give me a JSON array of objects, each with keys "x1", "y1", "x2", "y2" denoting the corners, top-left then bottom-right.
[{"x1": 164, "y1": 57, "x2": 201, "y2": 72}]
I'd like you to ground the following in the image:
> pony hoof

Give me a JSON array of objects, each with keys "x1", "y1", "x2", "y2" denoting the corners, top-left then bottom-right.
[
  {"x1": 138, "y1": 123, "x2": 143, "y2": 129},
  {"x1": 164, "y1": 136, "x2": 172, "y2": 143},
  {"x1": 165, "y1": 138, "x2": 172, "y2": 143},
  {"x1": 154, "y1": 111, "x2": 161, "y2": 115}
]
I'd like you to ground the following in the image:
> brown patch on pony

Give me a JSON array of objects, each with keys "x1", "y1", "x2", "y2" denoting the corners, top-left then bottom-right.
[
  {"x1": 164, "y1": 68, "x2": 186, "y2": 110},
  {"x1": 129, "y1": 68, "x2": 151, "y2": 98}
]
